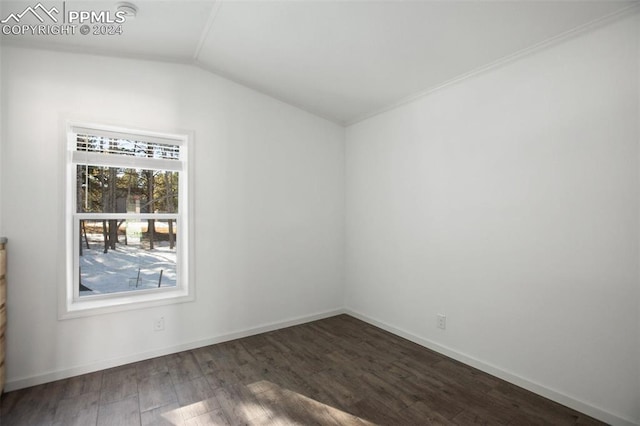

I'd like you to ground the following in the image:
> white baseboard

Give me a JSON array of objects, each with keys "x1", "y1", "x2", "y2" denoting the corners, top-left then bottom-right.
[
  {"x1": 344, "y1": 308, "x2": 638, "y2": 426},
  {"x1": 4, "y1": 307, "x2": 345, "y2": 392}
]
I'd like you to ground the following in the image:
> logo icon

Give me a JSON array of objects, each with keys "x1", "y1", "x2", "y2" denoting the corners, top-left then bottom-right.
[{"x1": 1, "y1": 2, "x2": 59, "y2": 24}]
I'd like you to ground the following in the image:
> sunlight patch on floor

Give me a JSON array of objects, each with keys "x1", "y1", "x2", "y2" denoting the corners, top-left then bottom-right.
[{"x1": 158, "y1": 380, "x2": 376, "y2": 425}]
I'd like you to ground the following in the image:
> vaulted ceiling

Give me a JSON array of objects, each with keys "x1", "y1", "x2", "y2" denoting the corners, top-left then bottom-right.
[{"x1": 1, "y1": 1, "x2": 637, "y2": 124}]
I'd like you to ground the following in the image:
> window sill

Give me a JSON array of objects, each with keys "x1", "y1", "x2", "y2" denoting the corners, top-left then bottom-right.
[{"x1": 59, "y1": 287, "x2": 194, "y2": 320}]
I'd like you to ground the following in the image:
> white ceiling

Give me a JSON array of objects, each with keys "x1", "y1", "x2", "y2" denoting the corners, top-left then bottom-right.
[{"x1": 1, "y1": 1, "x2": 637, "y2": 124}]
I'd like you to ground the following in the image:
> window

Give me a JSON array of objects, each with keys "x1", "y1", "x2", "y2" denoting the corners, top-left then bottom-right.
[{"x1": 62, "y1": 123, "x2": 192, "y2": 317}]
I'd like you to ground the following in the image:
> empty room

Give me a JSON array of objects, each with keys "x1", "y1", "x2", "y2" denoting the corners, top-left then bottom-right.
[{"x1": 0, "y1": 0, "x2": 638, "y2": 425}]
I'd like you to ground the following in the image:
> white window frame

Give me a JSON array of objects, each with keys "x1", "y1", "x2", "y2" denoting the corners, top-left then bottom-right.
[{"x1": 61, "y1": 122, "x2": 194, "y2": 319}]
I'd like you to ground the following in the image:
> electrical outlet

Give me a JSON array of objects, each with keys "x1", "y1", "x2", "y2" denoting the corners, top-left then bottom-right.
[
  {"x1": 153, "y1": 316, "x2": 165, "y2": 332},
  {"x1": 437, "y1": 314, "x2": 446, "y2": 330}
]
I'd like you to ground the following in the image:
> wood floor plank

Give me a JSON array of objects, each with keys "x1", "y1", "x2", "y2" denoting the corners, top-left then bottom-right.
[
  {"x1": 394, "y1": 376, "x2": 466, "y2": 420},
  {"x1": 140, "y1": 402, "x2": 185, "y2": 426},
  {"x1": 433, "y1": 358, "x2": 500, "y2": 393},
  {"x1": 356, "y1": 371, "x2": 412, "y2": 413},
  {"x1": 489, "y1": 384, "x2": 583, "y2": 426},
  {"x1": 266, "y1": 366, "x2": 322, "y2": 400},
  {"x1": 241, "y1": 344, "x2": 291, "y2": 370},
  {"x1": 100, "y1": 366, "x2": 138, "y2": 405},
  {"x1": 213, "y1": 383, "x2": 269, "y2": 425},
  {"x1": 60, "y1": 371, "x2": 104, "y2": 399},
  {"x1": 174, "y1": 376, "x2": 220, "y2": 420},
  {"x1": 306, "y1": 368, "x2": 362, "y2": 410},
  {"x1": 183, "y1": 407, "x2": 230, "y2": 426},
  {"x1": 401, "y1": 401, "x2": 457, "y2": 426},
  {"x1": 206, "y1": 361, "x2": 273, "y2": 392},
  {"x1": 53, "y1": 390, "x2": 100, "y2": 426},
  {"x1": 347, "y1": 397, "x2": 414, "y2": 425},
  {"x1": 97, "y1": 394, "x2": 141, "y2": 426},
  {"x1": 0, "y1": 314, "x2": 608, "y2": 426},
  {"x1": 175, "y1": 377, "x2": 215, "y2": 406},
  {"x1": 224, "y1": 340, "x2": 258, "y2": 367},
  {"x1": 249, "y1": 384, "x2": 311, "y2": 425},
  {"x1": 135, "y1": 356, "x2": 169, "y2": 379},
  {"x1": 453, "y1": 409, "x2": 511, "y2": 425},
  {"x1": 0, "y1": 383, "x2": 60, "y2": 425},
  {"x1": 138, "y1": 371, "x2": 178, "y2": 412},
  {"x1": 192, "y1": 346, "x2": 221, "y2": 376},
  {"x1": 167, "y1": 351, "x2": 205, "y2": 385},
  {"x1": 263, "y1": 333, "x2": 295, "y2": 354},
  {"x1": 252, "y1": 381, "x2": 352, "y2": 426}
]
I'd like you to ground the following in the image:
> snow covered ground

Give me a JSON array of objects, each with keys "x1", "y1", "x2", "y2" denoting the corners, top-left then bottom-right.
[{"x1": 79, "y1": 238, "x2": 177, "y2": 296}]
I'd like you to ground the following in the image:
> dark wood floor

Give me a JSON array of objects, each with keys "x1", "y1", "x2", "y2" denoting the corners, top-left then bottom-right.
[{"x1": 0, "y1": 315, "x2": 605, "y2": 425}]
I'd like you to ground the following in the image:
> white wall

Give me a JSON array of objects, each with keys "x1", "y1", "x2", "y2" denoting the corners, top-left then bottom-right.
[
  {"x1": 346, "y1": 13, "x2": 639, "y2": 426},
  {"x1": 1, "y1": 47, "x2": 345, "y2": 388}
]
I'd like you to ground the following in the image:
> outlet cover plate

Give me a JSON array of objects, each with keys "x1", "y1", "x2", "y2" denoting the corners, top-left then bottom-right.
[{"x1": 437, "y1": 314, "x2": 446, "y2": 330}]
